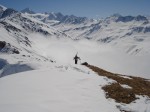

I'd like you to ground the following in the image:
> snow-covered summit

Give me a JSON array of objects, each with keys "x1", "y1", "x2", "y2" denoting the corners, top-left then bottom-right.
[
  {"x1": 0, "y1": 4, "x2": 7, "y2": 18},
  {"x1": 21, "y1": 8, "x2": 35, "y2": 14},
  {"x1": 0, "y1": 4, "x2": 7, "y2": 11},
  {"x1": 115, "y1": 15, "x2": 148, "y2": 22},
  {"x1": 1, "y1": 8, "x2": 18, "y2": 18}
]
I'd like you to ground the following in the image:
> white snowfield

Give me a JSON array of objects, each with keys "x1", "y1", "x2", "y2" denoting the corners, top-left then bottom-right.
[
  {"x1": 0, "y1": 65, "x2": 118, "y2": 112},
  {"x1": 0, "y1": 65, "x2": 149, "y2": 112}
]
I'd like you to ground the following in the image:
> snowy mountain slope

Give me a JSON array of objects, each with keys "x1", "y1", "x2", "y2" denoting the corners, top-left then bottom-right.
[
  {"x1": 1, "y1": 36, "x2": 150, "y2": 111},
  {"x1": 1, "y1": 8, "x2": 17, "y2": 18},
  {"x1": 51, "y1": 15, "x2": 150, "y2": 55},
  {"x1": 0, "y1": 4, "x2": 7, "y2": 11},
  {"x1": 0, "y1": 7, "x2": 72, "y2": 76},
  {"x1": 0, "y1": 65, "x2": 149, "y2": 112},
  {"x1": 21, "y1": 8, "x2": 35, "y2": 14},
  {"x1": 4, "y1": 6, "x2": 150, "y2": 55},
  {"x1": 0, "y1": 4, "x2": 7, "y2": 17}
]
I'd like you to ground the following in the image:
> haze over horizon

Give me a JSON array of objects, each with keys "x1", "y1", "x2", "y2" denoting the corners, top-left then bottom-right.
[{"x1": 0, "y1": 0, "x2": 150, "y2": 19}]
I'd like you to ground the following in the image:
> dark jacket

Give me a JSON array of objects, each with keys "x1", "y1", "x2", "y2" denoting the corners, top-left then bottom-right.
[{"x1": 74, "y1": 55, "x2": 80, "y2": 64}]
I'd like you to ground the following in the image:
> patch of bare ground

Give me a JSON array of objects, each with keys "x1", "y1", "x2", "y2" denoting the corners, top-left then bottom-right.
[{"x1": 82, "y1": 62, "x2": 150, "y2": 104}]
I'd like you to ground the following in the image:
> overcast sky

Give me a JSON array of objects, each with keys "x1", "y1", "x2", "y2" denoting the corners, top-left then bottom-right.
[{"x1": 0, "y1": 0, "x2": 150, "y2": 18}]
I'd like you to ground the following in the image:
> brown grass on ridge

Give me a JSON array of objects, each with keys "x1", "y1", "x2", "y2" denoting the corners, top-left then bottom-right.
[{"x1": 82, "y1": 63, "x2": 150, "y2": 104}]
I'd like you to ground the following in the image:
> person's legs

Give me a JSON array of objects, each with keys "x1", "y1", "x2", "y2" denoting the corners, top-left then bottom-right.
[{"x1": 75, "y1": 60, "x2": 77, "y2": 64}]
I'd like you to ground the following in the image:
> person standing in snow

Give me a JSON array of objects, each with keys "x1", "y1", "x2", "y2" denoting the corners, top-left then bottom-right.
[{"x1": 74, "y1": 53, "x2": 81, "y2": 64}]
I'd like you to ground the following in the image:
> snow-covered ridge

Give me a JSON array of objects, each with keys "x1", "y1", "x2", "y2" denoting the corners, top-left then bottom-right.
[
  {"x1": 24, "y1": 12, "x2": 89, "y2": 24},
  {"x1": 21, "y1": 8, "x2": 35, "y2": 14},
  {"x1": 1, "y1": 8, "x2": 17, "y2": 18},
  {"x1": 0, "y1": 4, "x2": 7, "y2": 18},
  {"x1": 0, "y1": 65, "x2": 149, "y2": 112},
  {"x1": 0, "y1": 6, "x2": 71, "y2": 77},
  {"x1": 0, "y1": 4, "x2": 7, "y2": 11}
]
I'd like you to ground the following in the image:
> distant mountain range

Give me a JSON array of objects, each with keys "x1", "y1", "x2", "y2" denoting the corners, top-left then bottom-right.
[
  {"x1": 0, "y1": 4, "x2": 150, "y2": 57},
  {"x1": 21, "y1": 7, "x2": 88, "y2": 24}
]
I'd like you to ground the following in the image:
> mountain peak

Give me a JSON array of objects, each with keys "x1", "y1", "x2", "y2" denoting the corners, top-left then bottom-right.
[
  {"x1": 135, "y1": 15, "x2": 147, "y2": 21},
  {"x1": 21, "y1": 8, "x2": 35, "y2": 14},
  {"x1": 0, "y1": 4, "x2": 7, "y2": 11},
  {"x1": 1, "y1": 8, "x2": 17, "y2": 18},
  {"x1": 115, "y1": 15, "x2": 148, "y2": 22},
  {"x1": 111, "y1": 13, "x2": 122, "y2": 17}
]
